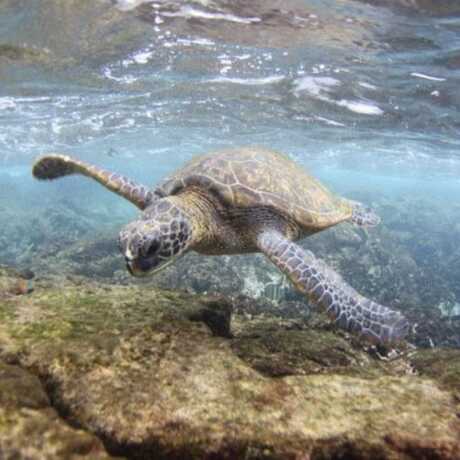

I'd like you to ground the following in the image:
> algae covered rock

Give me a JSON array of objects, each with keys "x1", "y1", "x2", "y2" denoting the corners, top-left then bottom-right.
[
  {"x1": 232, "y1": 324, "x2": 393, "y2": 378},
  {"x1": 0, "y1": 362, "x2": 114, "y2": 460},
  {"x1": 0, "y1": 269, "x2": 459, "y2": 459},
  {"x1": 410, "y1": 348, "x2": 460, "y2": 397}
]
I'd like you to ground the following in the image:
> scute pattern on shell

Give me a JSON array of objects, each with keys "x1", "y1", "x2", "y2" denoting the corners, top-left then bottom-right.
[{"x1": 156, "y1": 147, "x2": 352, "y2": 230}]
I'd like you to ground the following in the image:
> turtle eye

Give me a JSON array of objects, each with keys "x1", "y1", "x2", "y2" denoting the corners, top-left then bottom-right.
[{"x1": 145, "y1": 240, "x2": 160, "y2": 258}]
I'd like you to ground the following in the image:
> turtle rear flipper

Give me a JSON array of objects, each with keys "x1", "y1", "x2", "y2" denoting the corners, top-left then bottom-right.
[
  {"x1": 33, "y1": 154, "x2": 156, "y2": 210},
  {"x1": 258, "y1": 230, "x2": 409, "y2": 344}
]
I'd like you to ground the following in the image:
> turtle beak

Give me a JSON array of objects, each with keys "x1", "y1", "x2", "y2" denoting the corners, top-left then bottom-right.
[
  {"x1": 126, "y1": 259, "x2": 151, "y2": 277},
  {"x1": 125, "y1": 256, "x2": 178, "y2": 278}
]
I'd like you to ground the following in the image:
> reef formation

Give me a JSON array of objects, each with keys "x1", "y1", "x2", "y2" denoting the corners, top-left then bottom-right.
[{"x1": 0, "y1": 266, "x2": 459, "y2": 459}]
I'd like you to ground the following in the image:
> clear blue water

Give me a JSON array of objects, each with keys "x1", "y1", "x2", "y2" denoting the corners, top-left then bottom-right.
[{"x1": 1, "y1": 1, "x2": 460, "y2": 336}]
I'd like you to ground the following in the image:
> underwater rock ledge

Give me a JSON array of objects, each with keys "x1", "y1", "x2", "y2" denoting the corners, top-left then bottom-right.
[
  {"x1": 0, "y1": 361, "x2": 112, "y2": 460},
  {"x1": 0, "y1": 267, "x2": 459, "y2": 460}
]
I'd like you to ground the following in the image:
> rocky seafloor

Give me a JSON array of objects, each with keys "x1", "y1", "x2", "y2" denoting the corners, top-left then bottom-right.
[
  {"x1": 1, "y1": 187, "x2": 460, "y2": 458},
  {"x1": 0, "y1": 265, "x2": 459, "y2": 459}
]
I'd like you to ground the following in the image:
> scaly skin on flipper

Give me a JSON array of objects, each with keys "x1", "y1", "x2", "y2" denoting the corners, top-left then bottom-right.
[
  {"x1": 32, "y1": 154, "x2": 156, "y2": 210},
  {"x1": 257, "y1": 230, "x2": 409, "y2": 343},
  {"x1": 347, "y1": 199, "x2": 381, "y2": 227}
]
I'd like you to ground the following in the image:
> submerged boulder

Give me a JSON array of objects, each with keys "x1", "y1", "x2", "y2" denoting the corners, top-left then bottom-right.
[
  {"x1": 0, "y1": 362, "x2": 113, "y2": 459},
  {"x1": 0, "y1": 267, "x2": 459, "y2": 459}
]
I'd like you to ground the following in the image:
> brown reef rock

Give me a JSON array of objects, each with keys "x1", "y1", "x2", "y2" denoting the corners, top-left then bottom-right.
[
  {"x1": 0, "y1": 362, "x2": 113, "y2": 460},
  {"x1": 0, "y1": 267, "x2": 459, "y2": 459}
]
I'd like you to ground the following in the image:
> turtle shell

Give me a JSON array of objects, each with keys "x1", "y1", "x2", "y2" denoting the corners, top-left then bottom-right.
[{"x1": 155, "y1": 147, "x2": 352, "y2": 231}]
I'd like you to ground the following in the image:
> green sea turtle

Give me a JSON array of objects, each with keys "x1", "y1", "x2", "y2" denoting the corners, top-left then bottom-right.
[{"x1": 32, "y1": 147, "x2": 409, "y2": 344}]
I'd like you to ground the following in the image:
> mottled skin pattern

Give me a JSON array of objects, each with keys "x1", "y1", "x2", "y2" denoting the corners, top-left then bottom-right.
[
  {"x1": 32, "y1": 154, "x2": 156, "y2": 210},
  {"x1": 119, "y1": 197, "x2": 193, "y2": 276},
  {"x1": 258, "y1": 231, "x2": 408, "y2": 343},
  {"x1": 349, "y1": 199, "x2": 381, "y2": 227},
  {"x1": 33, "y1": 147, "x2": 409, "y2": 344}
]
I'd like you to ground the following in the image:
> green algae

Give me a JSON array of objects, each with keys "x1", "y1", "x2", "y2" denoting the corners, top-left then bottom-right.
[
  {"x1": 0, "y1": 269, "x2": 459, "y2": 459},
  {"x1": 411, "y1": 348, "x2": 460, "y2": 395},
  {"x1": 231, "y1": 316, "x2": 407, "y2": 380}
]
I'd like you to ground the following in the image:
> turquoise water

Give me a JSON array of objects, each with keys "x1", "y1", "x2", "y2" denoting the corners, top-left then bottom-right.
[{"x1": 1, "y1": 1, "x2": 460, "y2": 344}]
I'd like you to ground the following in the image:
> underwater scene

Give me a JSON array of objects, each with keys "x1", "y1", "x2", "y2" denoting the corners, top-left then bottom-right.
[{"x1": 1, "y1": 0, "x2": 460, "y2": 458}]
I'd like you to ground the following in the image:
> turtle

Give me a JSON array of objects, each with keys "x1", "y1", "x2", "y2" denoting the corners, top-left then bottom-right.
[{"x1": 32, "y1": 146, "x2": 409, "y2": 344}]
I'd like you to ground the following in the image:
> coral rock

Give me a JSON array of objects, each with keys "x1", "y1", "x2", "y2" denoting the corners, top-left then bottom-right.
[{"x1": 0, "y1": 271, "x2": 459, "y2": 459}]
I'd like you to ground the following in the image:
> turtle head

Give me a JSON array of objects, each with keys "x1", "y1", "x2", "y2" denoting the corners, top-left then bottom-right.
[{"x1": 118, "y1": 197, "x2": 193, "y2": 277}]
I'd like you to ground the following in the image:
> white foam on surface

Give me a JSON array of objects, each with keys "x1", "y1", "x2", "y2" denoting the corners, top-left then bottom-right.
[
  {"x1": 161, "y1": 5, "x2": 261, "y2": 24},
  {"x1": 208, "y1": 75, "x2": 285, "y2": 85},
  {"x1": 102, "y1": 67, "x2": 138, "y2": 84},
  {"x1": 294, "y1": 76, "x2": 383, "y2": 115},
  {"x1": 114, "y1": 0, "x2": 153, "y2": 11},
  {"x1": 293, "y1": 76, "x2": 341, "y2": 97},
  {"x1": 0, "y1": 98, "x2": 16, "y2": 110},
  {"x1": 358, "y1": 81, "x2": 377, "y2": 90},
  {"x1": 177, "y1": 37, "x2": 215, "y2": 46},
  {"x1": 314, "y1": 116, "x2": 346, "y2": 127},
  {"x1": 132, "y1": 50, "x2": 154, "y2": 64},
  {"x1": 411, "y1": 72, "x2": 446, "y2": 82},
  {"x1": 336, "y1": 99, "x2": 384, "y2": 115}
]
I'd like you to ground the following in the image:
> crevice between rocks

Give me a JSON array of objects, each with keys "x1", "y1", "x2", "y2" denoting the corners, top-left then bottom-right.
[
  {"x1": 34, "y1": 369, "x2": 223, "y2": 460},
  {"x1": 36, "y1": 371, "x2": 134, "y2": 459},
  {"x1": 35, "y1": 370, "x2": 280, "y2": 460},
  {"x1": 0, "y1": 354, "x2": 120, "y2": 459},
  {"x1": 31, "y1": 370, "x2": 391, "y2": 460},
  {"x1": 23, "y1": 369, "x2": 268, "y2": 460},
  {"x1": 2, "y1": 357, "x2": 453, "y2": 460}
]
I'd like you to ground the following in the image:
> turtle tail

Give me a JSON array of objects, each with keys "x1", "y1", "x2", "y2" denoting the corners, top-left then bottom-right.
[{"x1": 347, "y1": 200, "x2": 381, "y2": 227}]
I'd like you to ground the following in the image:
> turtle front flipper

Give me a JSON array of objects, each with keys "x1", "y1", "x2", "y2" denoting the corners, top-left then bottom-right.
[
  {"x1": 258, "y1": 231, "x2": 409, "y2": 344},
  {"x1": 33, "y1": 154, "x2": 156, "y2": 210}
]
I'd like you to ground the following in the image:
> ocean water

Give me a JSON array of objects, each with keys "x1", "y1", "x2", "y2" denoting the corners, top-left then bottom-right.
[{"x1": 1, "y1": 0, "x2": 460, "y2": 345}]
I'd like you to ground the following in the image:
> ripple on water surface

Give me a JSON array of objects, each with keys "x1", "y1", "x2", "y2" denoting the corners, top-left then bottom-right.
[{"x1": 0, "y1": 0, "x2": 458, "y2": 178}]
